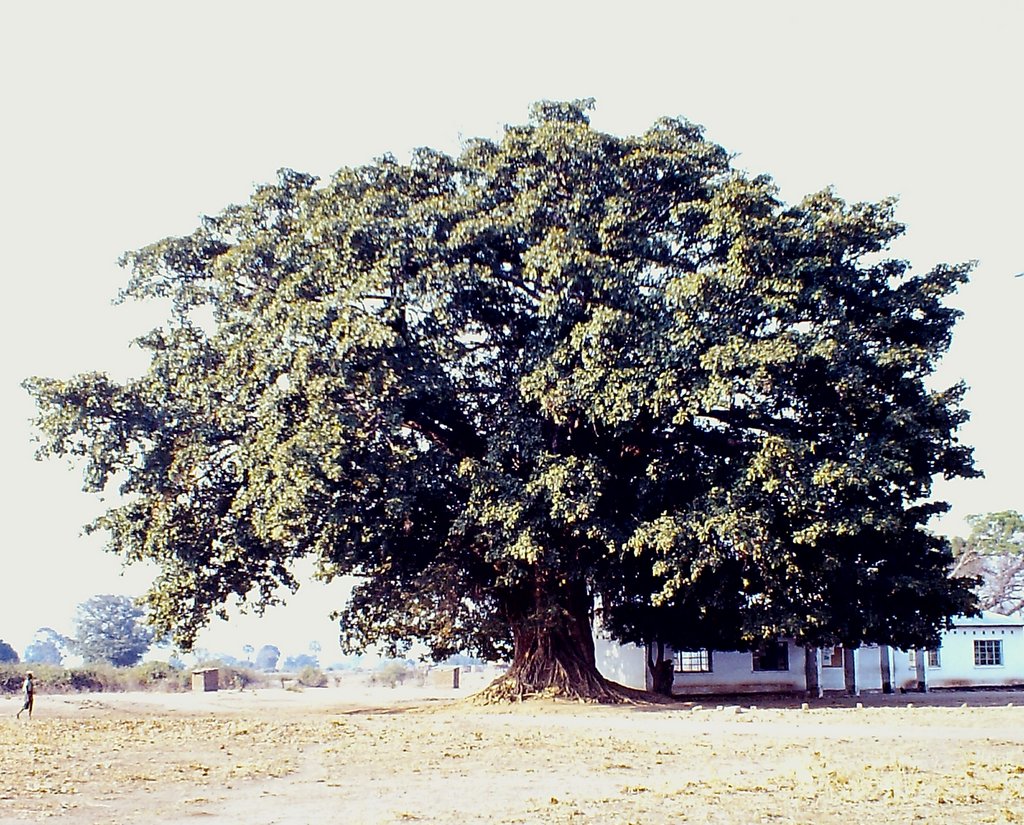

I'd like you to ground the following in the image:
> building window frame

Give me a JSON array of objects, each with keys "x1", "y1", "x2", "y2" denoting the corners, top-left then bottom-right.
[
  {"x1": 974, "y1": 639, "x2": 1003, "y2": 667},
  {"x1": 752, "y1": 641, "x2": 789, "y2": 672},
  {"x1": 674, "y1": 649, "x2": 712, "y2": 673}
]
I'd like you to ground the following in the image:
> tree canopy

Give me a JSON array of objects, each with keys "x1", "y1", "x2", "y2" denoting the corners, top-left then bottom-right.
[
  {"x1": 72, "y1": 594, "x2": 153, "y2": 667},
  {"x1": 23, "y1": 627, "x2": 68, "y2": 665},
  {"x1": 0, "y1": 640, "x2": 18, "y2": 664},
  {"x1": 951, "y1": 511, "x2": 1024, "y2": 615},
  {"x1": 255, "y1": 644, "x2": 281, "y2": 671},
  {"x1": 27, "y1": 100, "x2": 978, "y2": 699}
]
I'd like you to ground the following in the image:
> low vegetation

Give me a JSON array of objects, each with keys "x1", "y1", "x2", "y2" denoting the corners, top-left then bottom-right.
[{"x1": 0, "y1": 662, "x2": 268, "y2": 694}]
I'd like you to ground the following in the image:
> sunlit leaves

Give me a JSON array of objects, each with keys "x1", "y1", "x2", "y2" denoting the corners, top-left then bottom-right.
[{"x1": 26, "y1": 100, "x2": 977, "y2": 661}]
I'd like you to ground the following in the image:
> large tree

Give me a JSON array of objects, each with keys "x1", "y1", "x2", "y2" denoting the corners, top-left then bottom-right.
[
  {"x1": 73, "y1": 594, "x2": 153, "y2": 667},
  {"x1": 27, "y1": 101, "x2": 977, "y2": 700}
]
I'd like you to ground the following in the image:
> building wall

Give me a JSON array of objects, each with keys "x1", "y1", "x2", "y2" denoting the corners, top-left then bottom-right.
[
  {"x1": 594, "y1": 614, "x2": 1024, "y2": 697},
  {"x1": 594, "y1": 632, "x2": 648, "y2": 691},
  {"x1": 893, "y1": 624, "x2": 1024, "y2": 690},
  {"x1": 819, "y1": 648, "x2": 845, "y2": 692},
  {"x1": 856, "y1": 645, "x2": 885, "y2": 692},
  {"x1": 671, "y1": 640, "x2": 805, "y2": 695}
]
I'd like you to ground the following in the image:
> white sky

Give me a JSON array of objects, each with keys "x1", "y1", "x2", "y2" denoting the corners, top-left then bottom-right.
[{"x1": 1, "y1": 1, "x2": 1020, "y2": 659}]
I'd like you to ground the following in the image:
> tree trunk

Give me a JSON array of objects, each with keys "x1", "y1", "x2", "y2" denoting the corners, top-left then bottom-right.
[
  {"x1": 803, "y1": 646, "x2": 821, "y2": 699},
  {"x1": 477, "y1": 575, "x2": 627, "y2": 703},
  {"x1": 843, "y1": 646, "x2": 858, "y2": 696},
  {"x1": 879, "y1": 645, "x2": 893, "y2": 694},
  {"x1": 647, "y1": 641, "x2": 675, "y2": 697}
]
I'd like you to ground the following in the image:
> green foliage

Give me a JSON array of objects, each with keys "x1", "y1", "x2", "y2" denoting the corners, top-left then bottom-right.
[
  {"x1": 951, "y1": 511, "x2": 1024, "y2": 615},
  {"x1": 0, "y1": 640, "x2": 19, "y2": 664},
  {"x1": 72, "y1": 594, "x2": 154, "y2": 667},
  {"x1": 26, "y1": 100, "x2": 978, "y2": 687}
]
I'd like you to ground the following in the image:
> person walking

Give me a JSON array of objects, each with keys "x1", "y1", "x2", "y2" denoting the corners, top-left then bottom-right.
[{"x1": 15, "y1": 671, "x2": 34, "y2": 720}]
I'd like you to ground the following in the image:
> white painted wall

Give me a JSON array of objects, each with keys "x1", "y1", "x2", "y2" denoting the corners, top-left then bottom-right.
[
  {"x1": 819, "y1": 650, "x2": 844, "y2": 692},
  {"x1": 670, "y1": 640, "x2": 805, "y2": 695},
  {"x1": 594, "y1": 631, "x2": 648, "y2": 691},
  {"x1": 857, "y1": 645, "x2": 885, "y2": 692},
  {"x1": 894, "y1": 618, "x2": 1024, "y2": 690},
  {"x1": 594, "y1": 613, "x2": 1024, "y2": 697}
]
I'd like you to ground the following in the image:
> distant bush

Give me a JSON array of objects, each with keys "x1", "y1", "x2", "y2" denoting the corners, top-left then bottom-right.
[
  {"x1": 297, "y1": 666, "x2": 328, "y2": 687},
  {"x1": 0, "y1": 663, "x2": 107, "y2": 692},
  {"x1": 127, "y1": 661, "x2": 191, "y2": 691},
  {"x1": 219, "y1": 664, "x2": 266, "y2": 689},
  {"x1": 0, "y1": 664, "x2": 27, "y2": 691},
  {"x1": 0, "y1": 660, "x2": 264, "y2": 694},
  {"x1": 369, "y1": 661, "x2": 416, "y2": 688}
]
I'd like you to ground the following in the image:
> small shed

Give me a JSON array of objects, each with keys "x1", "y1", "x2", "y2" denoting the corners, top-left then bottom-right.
[{"x1": 191, "y1": 667, "x2": 220, "y2": 692}]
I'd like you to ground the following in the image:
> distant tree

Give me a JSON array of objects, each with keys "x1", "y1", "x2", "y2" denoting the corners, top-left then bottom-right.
[
  {"x1": 23, "y1": 627, "x2": 68, "y2": 665},
  {"x1": 73, "y1": 594, "x2": 154, "y2": 666},
  {"x1": 0, "y1": 640, "x2": 19, "y2": 664},
  {"x1": 242, "y1": 643, "x2": 254, "y2": 663},
  {"x1": 951, "y1": 511, "x2": 1024, "y2": 615},
  {"x1": 22, "y1": 640, "x2": 56, "y2": 665},
  {"x1": 283, "y1": 653, "x2": 318, "y2": 671},
  {"x1": 255, "y1": 644, "x2": 280, "y2": 671}
]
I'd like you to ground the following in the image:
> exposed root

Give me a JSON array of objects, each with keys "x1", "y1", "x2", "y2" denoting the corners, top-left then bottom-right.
[
  {"x1": 472, "y1": 670, "x2": 632, "y2": 705},
  {"x1": 470, "y1": 673, "x2": 679, "y2": 705}
]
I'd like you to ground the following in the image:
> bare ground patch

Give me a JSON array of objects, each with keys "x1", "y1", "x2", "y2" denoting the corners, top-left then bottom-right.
[{"x1": 2, "y1": 687, "x2": 1023, "y2": 824}]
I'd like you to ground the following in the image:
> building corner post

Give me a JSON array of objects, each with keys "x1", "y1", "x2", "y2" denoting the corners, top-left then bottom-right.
[{"x1": 915, "y1": 649, "x2": 928, "y2": 693}]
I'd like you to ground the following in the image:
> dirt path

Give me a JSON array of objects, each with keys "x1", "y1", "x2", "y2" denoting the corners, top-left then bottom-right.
[{"x1": 2, "y1": 688, "x2": 1024, "y2": 824}]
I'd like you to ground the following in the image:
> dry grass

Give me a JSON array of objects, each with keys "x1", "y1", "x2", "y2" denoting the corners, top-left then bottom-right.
[{"x1": 1, "y1": 688, "x2": 1023, "y2": 823}]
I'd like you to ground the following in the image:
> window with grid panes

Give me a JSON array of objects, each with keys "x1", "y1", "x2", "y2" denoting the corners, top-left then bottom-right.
[
  {"x1": 674, "y1": 649, "x2": 712, "y2": 673},
  {"x1": 974, "y1": 639, "x2": 1002, "y2": 666}
]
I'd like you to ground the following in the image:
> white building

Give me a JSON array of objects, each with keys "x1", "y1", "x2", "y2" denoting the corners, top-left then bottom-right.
[
  {"x1": 595, "y1": 612, "x2": 1024, "y2": 696},
  {"x1": 891, "y1": 612, "x2": 1024, "y2": 691}
]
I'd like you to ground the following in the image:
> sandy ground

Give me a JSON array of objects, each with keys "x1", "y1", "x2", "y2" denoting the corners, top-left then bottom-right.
[{"x1": 2, "y1": 678, "x2": 1023, "y2": 824}]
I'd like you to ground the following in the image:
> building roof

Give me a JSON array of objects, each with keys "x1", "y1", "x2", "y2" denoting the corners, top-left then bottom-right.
[{"x1": 952, "y1": 611, "x2": 1024, "y2": 628}]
